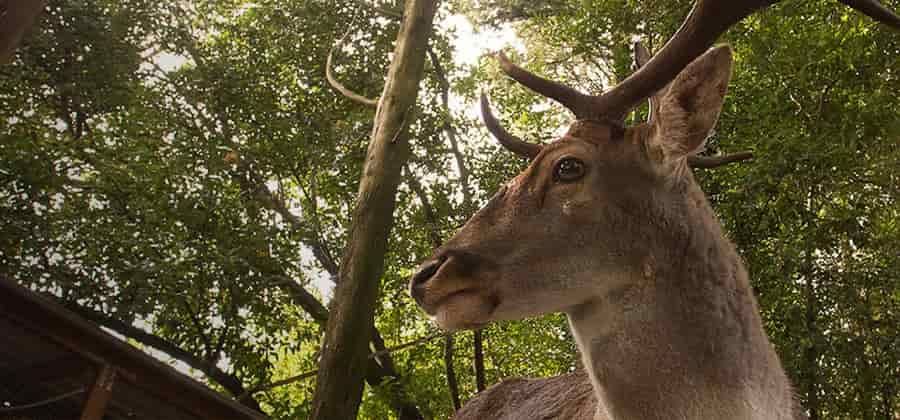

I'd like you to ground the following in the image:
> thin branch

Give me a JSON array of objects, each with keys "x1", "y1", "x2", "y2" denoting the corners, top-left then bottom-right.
[
  {"x1": 426, "y1": 46, "x2": 472, "y2": 209},
  {"x1": 366, "y1": 326, "x2": 426, "y2": 420},
  {"x1": 181, "y1": 299, "x2": 215, "y2": 364},
  {"x1": 296, "y1": 172, "x2": 339, "y2": 277},
  {"x1": 270, "y1": 274, "x2": 329, "y2": 324},
  {"x1": 238, "y1": 332, "x2": 447, "y2": 399},
  {"x1": 231, "y1": 159, "x2": 340, "y2": 276},
  {"x1": 352, "y1": 0, "x2": 403, "y2": 19},
  {"x1": 405, "y1": 168, "x2": 442, "y2": 248},
  {"x1": 326, "y1": 24, "x2": 379, "y2": 107},
  {"x1": 426, "y1": 45, "x2": 488, "y2": 396},
  {"x1": 265, "y1": 272, "x2": 424, "y2": 418}
]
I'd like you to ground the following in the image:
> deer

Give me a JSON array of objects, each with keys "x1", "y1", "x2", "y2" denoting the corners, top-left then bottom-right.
[{"x1": 408, "y1": 1, "x2": 900, "y2": 419}]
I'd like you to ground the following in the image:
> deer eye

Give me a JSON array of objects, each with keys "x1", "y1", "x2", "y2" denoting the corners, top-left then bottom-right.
[{"x1": 553, "y1": 157, "x2": 586, "y2": 183}]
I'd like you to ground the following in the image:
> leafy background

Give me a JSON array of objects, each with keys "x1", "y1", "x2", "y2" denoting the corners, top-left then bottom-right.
[{"x1": 1, "y1": 0, "x2": 897, "y2": 418}]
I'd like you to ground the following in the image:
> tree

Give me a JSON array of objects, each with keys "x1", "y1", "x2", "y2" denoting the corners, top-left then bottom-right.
[{"x1": 309, "y1": 0, "x2": 439, "y2": 418}]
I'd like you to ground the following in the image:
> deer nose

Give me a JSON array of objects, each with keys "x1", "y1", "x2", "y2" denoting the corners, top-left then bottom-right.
[{"x1": 410, "y1": 256, "x2": 447, "y2": 303}]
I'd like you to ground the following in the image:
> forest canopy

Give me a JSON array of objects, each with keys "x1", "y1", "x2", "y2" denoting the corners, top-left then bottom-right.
[{"x1": 1, "y1": 0, "x2": 898, "y2": 419}]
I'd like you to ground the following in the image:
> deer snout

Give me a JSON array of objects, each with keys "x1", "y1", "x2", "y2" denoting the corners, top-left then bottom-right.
[
  {"x1": 410, "y1": 255, "x2": 448, "y2": 306},
  {"x1": 410, "y1": 250, "x2": 500, "y2": 330},
  {"x1": 410, "y1": 250, "x2": 489, "y2": 310}
]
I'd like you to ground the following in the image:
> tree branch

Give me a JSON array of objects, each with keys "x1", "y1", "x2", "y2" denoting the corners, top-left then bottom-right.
[
  {"x1": 426, "y1": 45, "x2": 488, "y2": 396},
  {"x1": 268, "y1": 273, "x2": 425, "y2": 419},
  {"x1": 427, "y1": 46, "x2": 472, "y2": 210},
  {"x1": 270, "y1": 274, "x2": 329, "y2": 324},
  {"x1": 444, "y1": 335, "x2": 462, "y2": 410},
  {"x1": 405, "y1": 168, "x2": 443, "y2": 248},
  {"x1": 230, "y1": 159, "x2": 340, "y2": 276},
  {"x1": 326, "y1": 25, "x2": 379, "y2": 107},
  {"x1": 240, "y1": 332, "x2": 445, "y2": 399},
  {"x1": 61, "y1": 300, "x2": 263, "y2": 412},
  {"x1": 474, "y1": 329, "x2": 486, "y2": 392}
]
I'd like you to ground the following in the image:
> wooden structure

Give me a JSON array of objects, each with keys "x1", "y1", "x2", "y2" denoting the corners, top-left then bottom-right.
[{"x1": 0, "y1": 277, "x2": 267, "y2": 420}]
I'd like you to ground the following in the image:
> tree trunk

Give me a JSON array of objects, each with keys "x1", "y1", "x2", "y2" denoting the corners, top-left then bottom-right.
[
  {"x1": 309, "y1": 1, "x2": 438, "y2": 419},
  {"x1": 802, "y1": 193, "x2": 820, "y2": 420},
  {"x1": 0, "y1": 0, "x2": 46, "y2": 64},
  {"x1": 474, "y1": 330, "x2": 486, "y2": 392},
  {"x1": 444, "y1": 335, "x2": 462, "y2": 410}
]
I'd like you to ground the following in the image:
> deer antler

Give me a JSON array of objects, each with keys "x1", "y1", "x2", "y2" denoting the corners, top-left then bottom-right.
[
  {"x1": 494, "y1": 52, "x2": 598, "y2": 121},
  {"x1": 480, "y1": 93, "x2": 543, "y2": 159},
  {"x1": 631, "y1": 42, "x2": 657, "y2": 123},
  {"x1": 494, "y1": 0, "x2": 900, "y2": 122},
  {"x1": 688, "y1": 152, "x2": 754, "y2": 169}
]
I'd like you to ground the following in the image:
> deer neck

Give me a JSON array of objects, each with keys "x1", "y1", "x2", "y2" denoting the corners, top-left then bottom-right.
[{"x1": 565, "y1": 184, "x2": 795, "y2": 420}]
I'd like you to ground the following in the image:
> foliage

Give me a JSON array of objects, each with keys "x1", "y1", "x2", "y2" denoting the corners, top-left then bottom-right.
[{"x1": 1, "y1": 0, "x2": 897, "y2": 418}]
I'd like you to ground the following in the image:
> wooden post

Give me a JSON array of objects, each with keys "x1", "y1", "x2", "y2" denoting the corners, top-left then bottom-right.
[
  {"x1": 0, "y1": 0, "x2": 47, "y2": 64},
  {"x1": 80, "y1": 364, "x2": 116, "y2": 420}
]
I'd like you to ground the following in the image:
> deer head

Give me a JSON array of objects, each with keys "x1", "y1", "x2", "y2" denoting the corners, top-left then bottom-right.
[
  {"x1": 411, "y1": 44, "x2": 739, "y2": 330},
  {"x1": 409, "y1": 0, "x2": 899, "y2": 332}
]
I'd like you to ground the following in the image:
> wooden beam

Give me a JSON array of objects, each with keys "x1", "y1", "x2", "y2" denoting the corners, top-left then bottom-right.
[
  {"x1": 4, "y1": 355, "x2": 92, "y2": 383},
  {"x1": 0, "y1": 277, "x2": 266, "y2": 420},
  {"x1": 80, "y1": 364, "x2": 115, "y2": 420}
]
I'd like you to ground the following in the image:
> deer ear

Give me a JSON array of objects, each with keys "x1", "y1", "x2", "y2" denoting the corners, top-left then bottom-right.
[{"x1": 650, "y1": 46, "x2": 733, "y2": 161}]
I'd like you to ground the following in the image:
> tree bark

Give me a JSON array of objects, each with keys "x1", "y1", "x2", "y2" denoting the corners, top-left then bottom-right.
[
  {"x1": 474, "y1": 330, "x2": 486, "y2": 392},
  {"x1": 272, "y1": 273, "x2": 424, "y2": 419},
  {"x1": 0, "y1": 0, "x2": 46, "y2": 64},
  {"x1": 228, "y1": 158, "x2": 426, "y2": 417},
  {"x1": 367, "y1": 328, "x2": 424, "y2": 420},
  {"x1": 802, "y1": 189, "x2": 820, "y2": 420},
  {"x1": 309, "y1": 1, "x2": 438, "y2": 419},
  {"x1": 444, "y1": 335, "x2": 462, "y2": 410}
]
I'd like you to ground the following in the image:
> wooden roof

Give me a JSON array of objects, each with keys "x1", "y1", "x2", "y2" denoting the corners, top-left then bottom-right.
[{"x1": 0, "y1": 277, "x2": 267, "y2": 420}]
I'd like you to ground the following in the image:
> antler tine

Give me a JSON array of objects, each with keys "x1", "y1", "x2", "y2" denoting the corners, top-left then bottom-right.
[
  {"x1": 688, "y1": 151, "x2": 754, "y2": 169},
  {"x1": 494, "y1": 52, "x2": 596, "y2": 120},
  {"x1": 594, "y1": 0, "x2": 771, "y2": 120},
  {"x1": 631, "y1": 41, "x2": 656, "y2": 123},
  {"x1": 593, "y1": 0, "x2": 900, "y2": 121},
  {"x1": 480, "y1": 93, "x2": 542, "y2": 159}
]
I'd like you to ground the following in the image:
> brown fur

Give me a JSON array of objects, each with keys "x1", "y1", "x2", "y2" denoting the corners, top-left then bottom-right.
[{"x1": 452, "y1": 371, "x2": 597, "y2": 420}]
